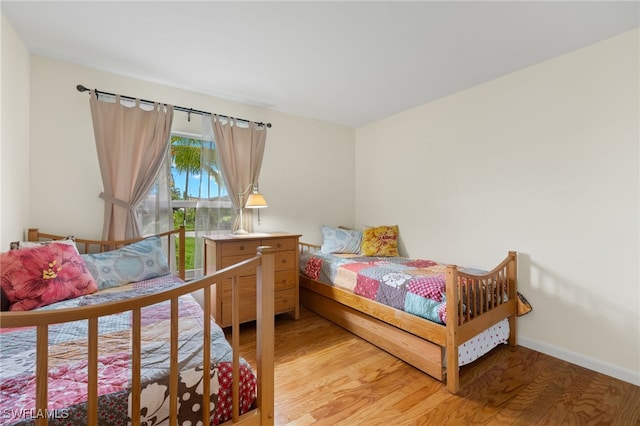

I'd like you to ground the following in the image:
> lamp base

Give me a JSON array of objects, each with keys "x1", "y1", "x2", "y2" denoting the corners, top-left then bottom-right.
[{"x1": 232, "y1": 228, "x2": 249, "y2": 235}]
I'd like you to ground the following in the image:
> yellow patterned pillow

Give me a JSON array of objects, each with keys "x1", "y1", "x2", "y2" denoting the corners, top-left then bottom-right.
[{"x1": 361, "y1": 225, "x2": 399, "y2": 257}]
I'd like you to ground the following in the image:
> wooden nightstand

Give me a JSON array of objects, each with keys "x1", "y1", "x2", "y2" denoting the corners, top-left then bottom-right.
[{"x1": 203, "y1": 232, "x2": 301, "y2": 327}]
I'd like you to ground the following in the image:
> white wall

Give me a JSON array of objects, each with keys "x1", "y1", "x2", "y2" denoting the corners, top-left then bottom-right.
[
  {"x1": 28, "y1": 57, "x2": 354, "y2": 243},
  {"x1": 0, "y1": 14, "x2": 30, "y2": 249},
  {"x1": 355, "y1": 29, "x2": 639, "y2": 384}
]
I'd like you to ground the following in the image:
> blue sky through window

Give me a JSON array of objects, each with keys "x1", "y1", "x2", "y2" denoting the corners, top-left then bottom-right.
[
  {"x1": 172, "y1": 170, "x2": 227, "y2": 199},
  {"x1": 170, "y1": 135, "x2": 228, "y2": 200}
]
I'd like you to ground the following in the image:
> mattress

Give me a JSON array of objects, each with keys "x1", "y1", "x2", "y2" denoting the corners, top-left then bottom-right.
[{"x1": 0, "y1": 274, "x2": 256, "y2": 426}]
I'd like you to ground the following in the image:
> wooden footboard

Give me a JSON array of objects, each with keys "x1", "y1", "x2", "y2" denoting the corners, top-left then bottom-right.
[
  {"x1": 3, "y1": 228, "x2": 275, "y2": 426},
  {"x1": 445, "y1": 251, "x2": 517, "y2": 393},
  {"x1": 299, "y1": 243, "x2": 517, "y2": 394}
]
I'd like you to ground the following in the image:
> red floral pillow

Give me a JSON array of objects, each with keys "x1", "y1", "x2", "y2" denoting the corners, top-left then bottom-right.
[{"x1": 0, "y1": 243, "x2": 98, "y2": 311}]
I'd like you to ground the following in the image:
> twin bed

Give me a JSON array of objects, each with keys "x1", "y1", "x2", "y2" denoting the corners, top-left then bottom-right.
[
  {"x1": 0, "y1": 227, "x2": 274, "y2": 426},
  {"x1": 297, "y1": 225, "x2": 518, "y2": 394}
]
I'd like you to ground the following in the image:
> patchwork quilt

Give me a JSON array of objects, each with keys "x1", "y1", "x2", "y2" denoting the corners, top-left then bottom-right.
[
  {"x1": 300, "y1": 252, "x2": 490, "y2": 325},
  {"x1": 300, "y1": 252, "x2": 512, "y2": 366},
  {"x1": 0, "y1": 275, "x2": 256, "y2": 426}
]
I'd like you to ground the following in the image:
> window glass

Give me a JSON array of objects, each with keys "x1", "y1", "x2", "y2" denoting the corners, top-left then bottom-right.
[
  {"x1": 140, "y1": 131, "x2": 233, "y2": 277},
  {"x1": 170, "y1": 134, "x2": 233, "y2": 232}
]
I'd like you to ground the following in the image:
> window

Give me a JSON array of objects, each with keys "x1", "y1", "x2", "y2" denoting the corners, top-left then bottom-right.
[
  {"x1": 170, "y1": 133, "x2": 233, "y2": 232},
  {"x1": 139, "y1": 131, "x2": 233, "y2": 278}
]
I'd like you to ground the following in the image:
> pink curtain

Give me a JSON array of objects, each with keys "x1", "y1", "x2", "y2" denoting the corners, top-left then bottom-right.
[
  {"x1": 89, "y1": 91, "x2": 174, "y2": 240},
  {"x1": 211, "y1": 116, "x2": 267, "y2": 233}
]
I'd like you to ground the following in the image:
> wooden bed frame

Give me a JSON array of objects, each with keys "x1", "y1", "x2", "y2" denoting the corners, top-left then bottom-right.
[
  {"x1": 298, "y1": 242, "x2": 517, "y2": 394},
  {"x1": 0, "y1": 227, "x2": 275, "y2": 426}
]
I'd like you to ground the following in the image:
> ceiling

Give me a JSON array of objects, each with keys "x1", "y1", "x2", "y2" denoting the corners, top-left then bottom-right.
[{"x1": 2, "y1": 1, "x2": 639, "y2": 128}]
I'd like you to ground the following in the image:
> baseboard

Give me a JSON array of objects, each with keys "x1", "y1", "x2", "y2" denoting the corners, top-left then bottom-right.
[{"x1": 518, "y1": 336, "x2": 640, "y2": 386}]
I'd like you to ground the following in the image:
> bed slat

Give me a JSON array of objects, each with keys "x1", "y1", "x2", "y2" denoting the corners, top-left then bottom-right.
[
  {"x1": 131, "y1": 308, "x2": 142, "y2": 426},
  {"x1": 170, "y1": 298, "x2": 179, "y2": 426},
  {"x1": 232, "y1": 275, "x2": 240, "y2": 422},
  {"x1": 35, "y1": 325, "x2": 48, "y2": 426},
  {"x1": 202, "y1": 285, "x2": 212, "y2": 425},
  {"x1": 88, "y1": 317, "x2": 99, "y2": 426},
  {"x1": 256, "y1": 247, "x2": 276, "y2": 424}
]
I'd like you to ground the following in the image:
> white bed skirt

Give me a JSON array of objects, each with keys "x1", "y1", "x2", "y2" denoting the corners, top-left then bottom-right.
[{"x1": 454, "y1": 318, "x2": 510, "y2": 367}]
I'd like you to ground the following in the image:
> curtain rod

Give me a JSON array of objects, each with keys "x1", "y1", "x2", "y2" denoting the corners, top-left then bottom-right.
[{"x1": 76, "y1": 84, "x2": 272, "y2": 128}]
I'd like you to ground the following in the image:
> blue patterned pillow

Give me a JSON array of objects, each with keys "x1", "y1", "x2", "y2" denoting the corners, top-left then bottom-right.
[
  {"x1": 81, "y1": 236, "x2": 170, "y2": 290},
  {"x1": 320, "y1": 225, "x2": 362, "y2": 254}
]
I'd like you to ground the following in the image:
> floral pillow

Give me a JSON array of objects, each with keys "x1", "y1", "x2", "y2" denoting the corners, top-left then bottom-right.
[
  {"x1": 361, "y1": 225, "x2": 399, "y2": 257},
  {"x1": 81, "y1": 236, "x2": 170, "y2": 290},
  {"x1": 0, "y1": 243, "x2": 98, "y2": 311},
  {"x1": 320, "y1": 225, "x2": 362, "y2": 254}
]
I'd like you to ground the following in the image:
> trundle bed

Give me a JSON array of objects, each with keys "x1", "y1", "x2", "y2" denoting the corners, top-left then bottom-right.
[
  {"x1": 298, "y1": 226, "x2": 518, "y2": 394},
  {"x1": 0, "y1": 227, "x2": 275, "y2": 426}
]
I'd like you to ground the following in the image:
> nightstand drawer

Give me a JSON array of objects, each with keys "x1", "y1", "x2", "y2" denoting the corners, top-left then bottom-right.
[
  {"x1": 220, "y1": 272, "x2": 295, "y2": 298},
  {"x1": 222, "y1": 288, "x2": 296, "y2": 323},
  {"x1": 275, "y1": 250, "x2": 296, "y2": 271},
  {"x1": 221, "y1": 298, "x2": 256, "y2": 326},
  {"x1": 220, "y1": 240, "x2": 261, "y2": 257},
  {"x1": 263, "y1": 237, "x2": 297, "y2": 252},
  {"x1": 275, "y1": 270, "x2": 296, "y2": 291},
  {"x1": 220, "y1": 275, "x2": 255, "y2": 298},
  {"x1": 219, "y1": 275, "x2": 257, "y2": 326},
  {"x1": 220, "y1": 254, "x2": 255, "y2": 269},
  {"x1": 275, "y1": 289, "x2": 296, "y2": 313}
]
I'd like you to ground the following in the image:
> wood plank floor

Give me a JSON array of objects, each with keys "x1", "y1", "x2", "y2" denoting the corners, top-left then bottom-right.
[{"x1": 228, "y1": 307, "x2": 640, "y2": 425}]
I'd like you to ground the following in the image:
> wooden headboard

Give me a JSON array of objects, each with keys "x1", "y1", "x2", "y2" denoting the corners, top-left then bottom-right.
[{"x1": 27, "y1": 226, "x2": 187, "y2": 281}]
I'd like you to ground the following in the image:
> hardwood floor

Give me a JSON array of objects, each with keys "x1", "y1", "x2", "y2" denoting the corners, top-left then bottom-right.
[{"x1": 229, "y1": 307, "x2": 640, "y2": 425}]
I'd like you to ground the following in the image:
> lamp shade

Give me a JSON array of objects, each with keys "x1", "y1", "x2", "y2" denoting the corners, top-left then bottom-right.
[{"x1": 245, "y1": 191, "x2": 268, "y2": 208}]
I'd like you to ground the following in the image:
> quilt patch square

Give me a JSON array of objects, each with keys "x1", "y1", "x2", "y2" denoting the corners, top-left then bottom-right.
[
  {"x1": 376, "y1": 282, "x2": 407, "y2": 310},
  {"x1": 407, "y1": 275, "x2": 445, "y2": 302},
  {"x1": 354, "y1": 275, "x2": 380, "y2": 300},
  {"x1": 334, "y1": 268, "x2": 358, "y2": 291},
  {"x1": 404, "y1": 292, "x2": 444, "y2": 324},
  {"x1": 341, "y1": 262, "x2": 373, "y2": 274},
  {"x1": 358, "y1": 265, "x2": 402, "y2": 282}
]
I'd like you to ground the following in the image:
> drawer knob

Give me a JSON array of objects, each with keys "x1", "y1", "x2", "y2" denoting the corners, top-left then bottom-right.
[{"x1": 240, "y1": 245, "x2": 245, "y2": 250}]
